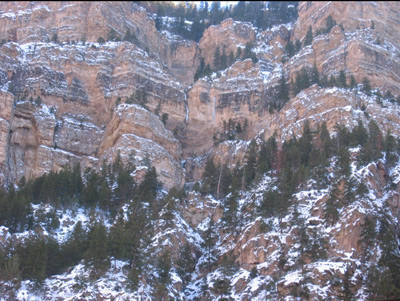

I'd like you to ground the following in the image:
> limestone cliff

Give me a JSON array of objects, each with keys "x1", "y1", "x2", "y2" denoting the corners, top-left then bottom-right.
[{"x1": 0, "y1": 1, "x2": 400, "y2": 300}]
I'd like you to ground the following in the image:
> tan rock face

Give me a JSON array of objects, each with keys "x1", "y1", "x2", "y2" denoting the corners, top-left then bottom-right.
[
  {"x1": 99, "y1": 104, "x2": 184, "y2": 189},
  {"x1": 0, "y1": 2, "x2": 198, "y2": 84},
  {"x1": 261, "y1": 85, "x2": 400, "y2": 144},
  {"x1": 0, "y1": 29, "x2": 187, "y2": 188},
  {"x1": 1, "y1": 1, "x2": 400, "y2": 192},
  {"x1": 0, "y1": 91, "x2": 13, "y2": 184},
  {"x1": 290, "y1": 1, "x2": 400, "y2": 95},
  {"x1": 256, "y1": 24, "x2": 291, "y2": 63},
  {"x1": 183, "y1": 58, "x2": 282, "y2": 158},
  {"x1": 199, "y1": 18, "x2": 256, "y2": 69}
]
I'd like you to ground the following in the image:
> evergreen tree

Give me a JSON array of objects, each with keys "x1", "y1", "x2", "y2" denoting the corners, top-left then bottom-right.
[
  {"x1": 176, "y1": 242, "x2": 195, "y2": 283},
  {"x1": 191, "y1": 18, "x2": 205, "y2": 42},
  {"x1": 17, "y1": 235, "x2": 47, "y2": 282},
  {"x1": 194, "y1": 57, "x2": 206, "y2": 81},
  {"x1": 349, "y1": 75, "x2": 357, "y2": 89},
  {"x1": 201, "y1": 158, "x2": 218, "y2": 195},
  {"x1": 360, "y1": 215, "x2": 376, "y2": 246},
  {"x1": 137, "y1": 166, "x2": 158, "y2": 202},
  {"x1": 257, "y1": 134, "x2": 277, "y2": 174},
  {"x1": 311, "y1": 63, "x2": 320, "y2": 85},
  {"x1": 223, "y1": 191, "x2": 238, "y2": 227},
  {"x1": 220, "y1": 47, "x2": 227, "y2": 69},
  {"x1": 244, "y1": 139, "x2": 257, "y2": 187},
  {"x1": 325, "y1": 15, "x2": 337, "y2": 33},
  {"x1": 362, "y1": 77, "x2": 371, "y2": 95},
  {"x1": 261, "y1": 190, "x2": 283, "y2": 217},
  {"x1": 203, "y1": 217, "x2": 216, "y2": 272},
  {"x1": 278, "y1": 72, "x2": 289, "y2": 104},
  {"x1": 107, "y1": 28, "x2": 120, "y2": 41},
  {"x1": 51, "y1": 33, "x2": 58, "y2": 43},
  {"x1": 352, "y1": 119, "x2": 368, "y2": 147},
  {"x1": 157, "y1": 250, "x2": 171, "y2": 285},
  {"x1": 108, "y1": 217, "x2": 131, "y2": 260},
  {"x1": 295, "y1": 39, "x2": 302, "y2": 53},
  {"x1": 337, "y1": 146, "x2": 351, "y2": 176},
  {"x1": 304, "y1": 26, "x2": 313, "y2": 46},
  {"x1": 294, "y1": 67, "x2": 310, "y2": 95},
  {"x1": 319, "y1": 121, "x2": 332, "y2": 162},
  {"x1": 285, "y1": 40, "x2": 295, "y2": 57},
  {"x1": 299, "y1": 120, "x2": 313, "y2": 166},
  {"x1": 359, "y1": 120, "x2": 383, "y2": 164},
  {"x1": 338, "y1": 70, "x2": 347, "y2": 88},
  {"x1": 63, "y1": 221, "x2": 87, "y2": 266},
  {"x1": 228, "y1": 51, "x2": 235, "y2": 66},
  {"x1": 85, "y1": 221, "x2": 109, "y2": 273},
  {"x1": 45, "y1": 238, "x2": 63, "y2": 277},
  {"x1": 341, "y1": 265, "x2": 354, "y2": 301},
  {"x1": 324, "y1": 185, "x2": 340, "y2": 225},
  {"x1": 115, "y1": 167, "x2": 135, "y2": 203},
  {"x1": 155, "y1": 16, "x2": 163, "y2": 31}
]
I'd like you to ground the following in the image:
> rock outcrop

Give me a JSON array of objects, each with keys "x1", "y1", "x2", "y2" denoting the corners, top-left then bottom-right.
[
  {"x1": 0, "y1": 36, "x2": 187, "y2": 188},
  {"x1": 290, "y1": 1, "x2": 400, "y2": 95},
  {"x1": 199, "y1": 18, "x2": 256, "y2": 69}
]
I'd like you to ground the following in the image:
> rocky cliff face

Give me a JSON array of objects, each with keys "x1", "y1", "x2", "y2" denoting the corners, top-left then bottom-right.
[
  {"x1": 290, "y1": 1, "x2": 400, "y2": 95},
  {"x1": 0, "y1": 37, "x2": 187, "y2": 189},
  {"x1": 1, "y1": 2, "x2": 400, "y2": 299},
  {"x1": 1, "y1": 0, "x2": 400, "y2": 189}
]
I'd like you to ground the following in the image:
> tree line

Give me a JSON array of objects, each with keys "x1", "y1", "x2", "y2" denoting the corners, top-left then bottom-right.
[{"x1": 148, "y1": 1, "x2": 298, "y2": 43}]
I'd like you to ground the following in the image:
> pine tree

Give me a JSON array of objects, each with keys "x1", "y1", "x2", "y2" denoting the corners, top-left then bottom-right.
[
  {"x1": 223, "y1": 191, "x2": 238, "y2": 226},
  {"x1": 352, "y1": 119, "x2": 368, "y2": 147},
  {"x1": 325, "y1": 15, "x2": 337, "y2": 33},
  {"x1": 194, "y1": 57, "x2": 206, "y2": 81},
  {"x1": 278, "y1": 72, "x2": 289, "y2": 103},
  {"x1": 85, "y1": 221, "x2": 109, "y2": 273},
  {"x1": 108, "y1": 217, "x2": 130, "y2": 260},
  {"x1": 236, "y1": 47, "x2": 242, "y2": 59},
  {"x1": 17, "y1": 235, "x2": 47, "y2": 282},
  {"x1": 244, "y1": 139, "x2": 257, "y2": 187},
  {"x1": 220, "y1": 47, "x2": 227, "y2": 69},
  {"x1": 299, "y1": 120, "x2": 313, "y2": 166},
  {"x1": 341, "y1": 265, "x2": 354, "y2": 301},
  {"x1": 139, "y1": 166, "x2": 158, "y2": 203},
  {"x1": 107, "y1": 28, "x2": 120, "y2": 41},
  {"x1": 295, "y1": 39, "x2": 302, "y2": 53},
  {"x1": 360, "y1": 215, "x2": 376, "y2": 246},
  {"x1": 203, "y1": 217, "x2": 216, "y2": 273},
  {"x1": 311, "y1": 63, "x2": 320, "y2": 85},
  {"x1": 201, "y1": 158, "x2": 218, "y2": 195},
  {"x1": 304, "y1": 26, "x2": 313, "y2": 46},
  {"x1": 228, "y1": 51, "x2": 234, "y2": 66},
  {"x1": 362, "y1": 77, "x2": 371, "y2": 95},
  {"x1": 337, "y1": 146, "x2": 351, "y2": 176},
  {"x1": 339, "y1": 70, "x2": 347, "y2": 88},
  {"x1": 158, "y1": 251, "x2": 171, "y2": 285},
  {"x1": 64, "y1": 221, "x2": 87, "y2": 266},
  {"x1": 319, "y1": 121, "x2": 332, "y2": 162},
  {"x1": 324, "y1": 186, "x2": 340, "y2": 225},
  {"x1": 176, "y1": 242, "x2": 195, "y2": 283},
  {"x1": 285, "y1": 40, "x2": 295, "y2": 57},
  {"x1": 294, "y1": 67, "x2": 310, "y2": 95},
  {"x1": 155, "y1": 16, "x2": 163, "y2": 31},
  {"x1": 349, "y1": 75, "x2": 357, "y2": 89}
]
